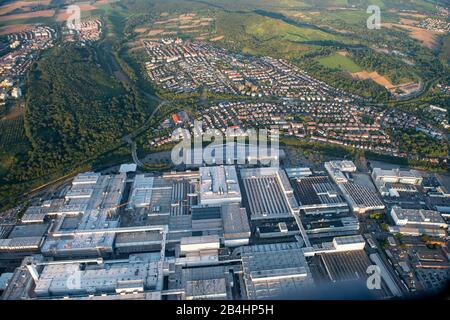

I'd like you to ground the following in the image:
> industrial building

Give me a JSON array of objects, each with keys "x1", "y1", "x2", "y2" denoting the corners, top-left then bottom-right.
[
  {"x1": 372, "y1": 168, "x2": 423, "y2": 196},
  {"x1": 284, "y1": 167, "x2": 313, "y2": 179},
  {"x1": 221, "y1": 204, "x2": 251, "y2": 247},
  {"x1": 191, "y1": 206, "x2": 222, "y2": 232},
  {"x1": 240, "y1": 167, "x2": 299, "y2": 220},
  {"x1": 325, "y1": 160, "x2": 357, "y2": 183},
  {"x1": 388, "y1": 225, "x2": 447, "y2": 238},
  {"x1": 38, "y1": 172, "x2": 173, "y2": 258},
  {"x1": 302, "y1": 235, "x2": 366, "y2": 257},
  {"x1": 237, "y1": 242, "x2": 314, "y2": 299},
  {"x1": 182, "y1": 266, "x2": 231, "y2": 300},
  {"x1": 180, "y1": 235, "x2": 220, "y2": 255},
  {"x1": 0, "y1": 224, "x2": 48, "y2": 253},
  {"x1": 32, "y1": 253, "x2": 165, "y2": 299},
  {"x1": 199, "y1": 166, "x2": 242, "y2": 206},
  {"x1": 291, "y1": 175, "x2": 358, "y2": 239},
  {"x1": 339, "y1": 182, "x2": 385, "y2": 214},
  {"x1": 325, "y1": 161, "x2": 385, "y2": 214},
  {"x1": 316, "y1": 250, "x2": 393, "y2": 299},
  {"x1": 390, "y1": 206, "x2": 448, "y2": 229},
  {"x1": 240, "y1": 167, "x2": 304, "y2": 240},
  {"x1": 372, "y1": 168, "x2": 423, "y2": 186}
]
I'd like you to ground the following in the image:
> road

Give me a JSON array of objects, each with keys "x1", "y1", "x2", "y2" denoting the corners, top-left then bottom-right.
[{"x1": 122, "y1": 99, "x2": 171, "y2": 168}]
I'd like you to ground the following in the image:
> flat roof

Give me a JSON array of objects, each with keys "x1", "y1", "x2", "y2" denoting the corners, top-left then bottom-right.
[
  {"x1": 240, "y1": 168, "x2": 296, "y2": 219},
  {"x1": 8, "y1": 223, "x2": 48, "y2": 238},
  {"x1": 180, "y1": 235, "x2": 220, "y2": 246},
  {"x1": 72, "y1": 172, "x2": 100, "y2": 185},
  {"x1": 221, "y1": 204, "x2": 251, "y2": 238},
  {"x1": 292, "y1": 176, "x2": 347, "y2": 207},
  {"x1": 240, "y1": 242, "x2": 314, "y2": 299},
  {"x1": 192, "y1": 206, "x2": 221, "y2": 221},
  {"x1": 392, "y1": 206, "x2": 446, "y2": 225},
  {"x1": 333, "y1": 235, "x2": 365, "y2": 245},
  {"x1": 199, "y1": 166, "x2": 241, "y2": 205},
  {"x1": 34, "y1": 253, "x2": 162, "y2": 297}
]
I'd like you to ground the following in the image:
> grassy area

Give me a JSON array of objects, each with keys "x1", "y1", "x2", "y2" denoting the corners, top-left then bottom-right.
[
  {"x1": 439, "y1": 35, "x2": 450, "y2": 68},
  {"x1": 316, "y1": 53, "x2": 362, "y2": 73},
  {"x1": 0, "y1": 16, "x2": 54, "y2": 27},
  {"x1": 245, "y1": 15, "x2": 338, "y2": 43},
  {"x1": 0, "y1": 115, "x2": 29, "y2": 179}
]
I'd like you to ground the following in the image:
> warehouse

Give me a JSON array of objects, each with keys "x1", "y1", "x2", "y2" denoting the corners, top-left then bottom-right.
[
  {"x1": 191, "y1": 206, "x2": 222, "y2": 231},
  {"x1": 221, "y1": 204, "x2": 251, "y2": 247},
  {"x1": 339, "y1": 182, "x2": 385, "y2": 214},
  {"x1": 199, "y1": 166, "x2": 242, "y2": 206},
  {"x1": 237, "y1": 242, "x2": 314, "y2": 299},
  {"x1": 390, "y1": 206, "x2": 447, "y2": 228},
  {"x1": 240, "y1": 167, "x2": 299, "y2": 220},
  {"x1": 182, "y1": 266, "x2": 230, "y2": 300},
  {"x1": 372, "y1": 168, "x2": 423, "y2": 186},
  {"x1": 33, "y1": 253, "x2": 165, "y2": 298},
  {"x1": 317, "y1": 249, "x2": 392, "y2": 299}
]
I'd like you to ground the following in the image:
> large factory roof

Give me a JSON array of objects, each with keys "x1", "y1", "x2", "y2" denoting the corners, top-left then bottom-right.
[
  {"x1": 292, "y1": 176, "x2": 347, "y2": 207},
  {"x1": 240, "y1": 167, "x2": 298, "y2": 220},
  {"x1": 127, "y1": 175, "x2": 154, "y2": 208},
  {"x1": 199, "y1": 166, "x2": 241, "y2": 205},
  {"x1": 340, "y1": 182, "x2": 385, "y2": 212},
  {"x1": 221, "y1": 204, "x2": 251, "y2": 239},
  {"x1": 182, "y1": 266, "x2": 229, "y2": 299},
  {"x1": 372, "y1": 168, "x2": 422, "y2": 181},
  {"x1": 239, "y1": 242, "x2": 313, "y2": 299},
  {"x1": 34, "y1": 253, "x2": 163, "y2": 297},
  {"x1": 0, "y1": 237, "x2": 43, "y2": 251},
  {"x1": 0, "y1": 224, "x2": 48, "y2": 252},
  {"x1": 72, "y1": 172, "x2": 100, "y2": 185},
  {"x1": 391, "y1": 206, "x2": 447, "y2": 227}
]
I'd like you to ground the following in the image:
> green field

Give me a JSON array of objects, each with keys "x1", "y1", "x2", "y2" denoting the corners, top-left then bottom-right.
[
  {"x1": 245, "y1": 15, "x2": 338, "y2": 42},
  {"x1": 317, "y1": 53, "x2": 362, "y2": 73},
  {"x1": 440, "y1": 35, "x2": 450, "y2": 67}
]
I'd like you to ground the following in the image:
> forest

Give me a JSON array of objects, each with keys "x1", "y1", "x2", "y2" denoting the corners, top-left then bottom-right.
[{"x1": 0, "y1": 45, "x2": 152, "y2": 208}]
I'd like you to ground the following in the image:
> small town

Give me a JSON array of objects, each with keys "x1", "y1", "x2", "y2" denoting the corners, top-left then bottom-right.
[
  {"x1": 0, "y1": 26, "x2": 56, "y2": 104},
  {"x1": 145, "y1": 38, "x2": 355, "y2": 100},
  {"x1": 0, "y1": 0, "x2": 448, "y2": 307}
]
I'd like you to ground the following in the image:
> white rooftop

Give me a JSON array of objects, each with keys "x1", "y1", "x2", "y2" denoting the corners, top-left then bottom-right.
[{"x1": 199, "y1": 166, "x2": 241, "y2": 205}]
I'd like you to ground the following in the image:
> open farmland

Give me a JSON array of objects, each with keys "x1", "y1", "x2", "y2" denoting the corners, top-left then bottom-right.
[
  {"x1": 0, "y1": 116, "x2": 27, "y2": 150},
  {"x1": 352, "y1": 71, "x2": 395, "y2": 89},
  {"x1": 55, "y1": 4, "x2": 98, "y2": 22},
  {"x1": 383, "y1": 22, "x2": 440, "y2": 49},
  {"x1": 0, "y1": 9, "x2": 55, "y2": 22},
  {"x1": 0, "y1": 0, "x2": 51, "y2": 16},
  {"x1": 0, "y1": 23, "x2": 32, "y2": 35},
  {"x1": 128, "y1": 12, "x2": 219, "y2": 53}
]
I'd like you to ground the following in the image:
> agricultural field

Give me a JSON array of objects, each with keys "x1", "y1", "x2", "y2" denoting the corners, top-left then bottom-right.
[
  {"x1": 0, "y1": 0, "x2": 113, "y2": 28},
  {"x1": 0, "y1": 115, "x2": 29, "y2": 178},
  {"x1": 131, "y1": 12, "x2": 217, "y2": 42},
  {"x1": 0, "y1": 116, "x2": 27, "y2": 150}
]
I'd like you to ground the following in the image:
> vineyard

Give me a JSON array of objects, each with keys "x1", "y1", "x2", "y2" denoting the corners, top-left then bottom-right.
[{"x1": 0, "y1": 116, "x2": 28, "y2": 149}]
